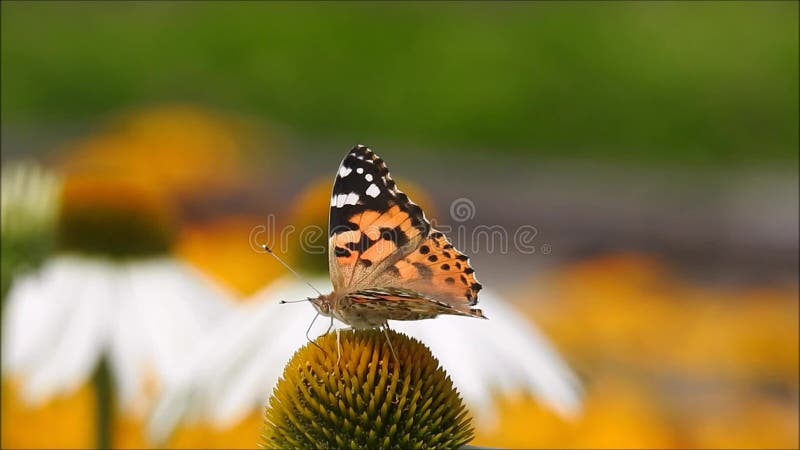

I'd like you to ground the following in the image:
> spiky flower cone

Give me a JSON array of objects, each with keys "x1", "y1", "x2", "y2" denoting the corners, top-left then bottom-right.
[{"x1": 262, "y1": 329, "x2": 474, "y2": 449}]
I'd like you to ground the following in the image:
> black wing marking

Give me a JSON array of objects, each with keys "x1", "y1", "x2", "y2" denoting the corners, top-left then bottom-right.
[{"x1": 328, "y1": 144, "x2": 430, "y2": 239}]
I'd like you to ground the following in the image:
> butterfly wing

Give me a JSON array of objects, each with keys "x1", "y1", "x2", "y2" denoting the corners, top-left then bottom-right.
[
  {"x1": 382, "y1": 229, "x2": 482, "y2": 310},
  {"x1": 328, "y1": 145, "x2": 431, "y2": 291},
  {"x1": 327, "y1": 145, "x2": 483, "y2": 321}
]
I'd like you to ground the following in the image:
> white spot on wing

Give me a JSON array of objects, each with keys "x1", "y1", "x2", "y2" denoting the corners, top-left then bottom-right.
[
  {"x1": 356, "y1": 167, "x2": 364, "y2": 174},
  {"x1": 366, "y1": 184, "x2": 380, "y2": 198},
  {"x1": 345, "y1": 192, "x2": 359, "y2": 205},
  {"x1": 338, "y1": 166, "x2": 352, "y2": 178},
  {"x1": 333, "y1": 192, "x2": 360, "y2": 207},
  {"x1": 365, "y1": 173, "x2": 373, "y2": 182}
]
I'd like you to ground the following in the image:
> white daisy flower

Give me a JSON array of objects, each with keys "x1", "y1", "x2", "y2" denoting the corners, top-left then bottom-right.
[
  {"x1": 1, "y1": 255, "x2": 235, "y2": 417},
  {"x1": 149, "y1": 275, "x2": 582, "y2": 443},
  {"x1": 1, "y1": 168, "x2": 238, "y2": 430}
]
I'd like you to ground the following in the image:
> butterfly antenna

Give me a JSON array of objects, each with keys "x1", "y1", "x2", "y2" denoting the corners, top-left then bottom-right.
[
  {"x1": 261, "y1": 244, "x2": 324, "y2": 297},
  {"x1": 279, "y1": 298, "x2": 311, "y2": 304}
]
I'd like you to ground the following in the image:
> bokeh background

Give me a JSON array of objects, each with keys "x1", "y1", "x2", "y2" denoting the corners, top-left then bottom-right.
[{"x1": 1, "y1": 1, "x2": 798, "y2": 449}]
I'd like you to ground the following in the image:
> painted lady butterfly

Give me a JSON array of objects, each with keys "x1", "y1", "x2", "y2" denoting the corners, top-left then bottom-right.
[{"x1": 310, "y1": 145, "x2": 485, "y2": 329}]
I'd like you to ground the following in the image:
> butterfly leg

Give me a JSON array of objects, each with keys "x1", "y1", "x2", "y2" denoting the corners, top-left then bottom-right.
[
  {"x1": 336, "y1": 327, "x2": 343, "y2": 366},
  {"x1": 382, "y1": 323, "x2": 398, "y2": 363},
  {"x1": 305, "y1": 312, "x2": 327, "y2": 356},
  {"x1": 324, "y1": 316, "x2": 334, "y2": 335}
]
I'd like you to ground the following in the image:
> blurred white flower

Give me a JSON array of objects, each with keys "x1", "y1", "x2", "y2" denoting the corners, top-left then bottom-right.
[
  {"x1": 148, "y1": 276, "x2": 328, "y2": 440},
  {"x1": 391, "y1": 290, "x2": 583, "y2": 424},
  {"x1": 149, "y1": 275, "x2": 582, "y2": 443},
  {"x1": 1, "y1": 161, "x2": 60, "y2": 236},
  {"x1": 1, "y1": 161, "x2": 61, "y2": 298},
  {"x1": 1, "y1": 255, "x2": 235, "y2": 417}
]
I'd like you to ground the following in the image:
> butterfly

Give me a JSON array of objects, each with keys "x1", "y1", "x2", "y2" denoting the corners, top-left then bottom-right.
[{"x1": 309, "y1": 145, "x2": 485, "y2": 330}]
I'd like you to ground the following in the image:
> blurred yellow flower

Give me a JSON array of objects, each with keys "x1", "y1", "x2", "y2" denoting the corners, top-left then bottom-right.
[
  {"x1": 1, "y1": 379, "x2": 94, "y2": 449},
  {"x1": 473, "y1": 377, "x2": 678, "y2": 449},
  {"x1": 509, "y1": 253, "x2": 799, "y2": 449},
  {"x1": 59, "y1": 175, "x2": 177, "y2": 258},
  {"x1": 58, "y1": 105, "x2": 268, "y2": 203},
  {"x1": 530, "y1": 253, "x2": 799, "y2": 381},
  {"x1": 174, "y1": 216, "x2": 289, "y2": 297},
  {"x1": 159, "y1": 412, "x2": 264, "y2": 449}
]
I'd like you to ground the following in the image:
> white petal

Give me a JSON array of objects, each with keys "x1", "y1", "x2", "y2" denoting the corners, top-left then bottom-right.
[
  {"x1": 109, "y1": 259, "x2": 236, "y2": 416},
  {"x1": 4, "y1": 256, "x2": 113, "y2": 404},
  {"x1": 2, "y1": 254, "x2": 237, "y2": 419},
  {"x1": 2, "y1": 263, "x2": 70, "y2": 374},
  {"x1": 148, "y1": 275, "x2": 332, "y2": 442},
  {"x1": 393, "y1": 289, "x2": 582, "y2": 425}
]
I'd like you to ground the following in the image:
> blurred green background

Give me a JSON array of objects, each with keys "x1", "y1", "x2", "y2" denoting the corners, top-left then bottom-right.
[{"x1": 2, "y1": 1, "x2": 798, "y2": 165}]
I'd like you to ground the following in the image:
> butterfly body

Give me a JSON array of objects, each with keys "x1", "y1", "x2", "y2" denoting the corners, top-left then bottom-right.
[
  {"x1": 314, "y1": 145, "x2": 485, "y2": 328},
  {"x1": 312, "y1": 287, "x2": 484, "y2": 329}
]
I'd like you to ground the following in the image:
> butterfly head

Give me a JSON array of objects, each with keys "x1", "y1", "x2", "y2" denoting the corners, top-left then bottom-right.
[{"x1": 310, "y1": 293, "x2": 334, "y2": 316}]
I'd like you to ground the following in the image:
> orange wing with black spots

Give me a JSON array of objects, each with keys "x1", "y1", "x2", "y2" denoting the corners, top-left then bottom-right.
[
  {"x1": 385, "y1": 230, "x2": 482, "y2": 312},
  {"x1": 328, "y1": 145, "x2": 430, "y2": 291},
  {"x1": 326, "y1": 145, "x2": 483, "y2": 324}
]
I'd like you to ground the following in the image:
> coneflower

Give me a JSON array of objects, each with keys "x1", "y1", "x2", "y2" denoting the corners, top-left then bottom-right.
[{"x1": 262, "y1": 329, "x2": 474, "y2": 449}]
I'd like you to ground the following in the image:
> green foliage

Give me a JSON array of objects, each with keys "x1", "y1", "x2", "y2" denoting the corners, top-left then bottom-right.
[
  {"x1": 262, "y1": 329, "x2": 474, "y2": 449},
  {"x1": 2, "y1": 2, "x2": 797, "y2": 166},
  {"x1": 1, "y1": 228, "x2": 53, "y2": 300}
]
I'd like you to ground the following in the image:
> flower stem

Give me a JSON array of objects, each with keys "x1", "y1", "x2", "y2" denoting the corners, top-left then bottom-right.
[{"x1": 92, "y1": 356, "x2": 114, "y2": 449}]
